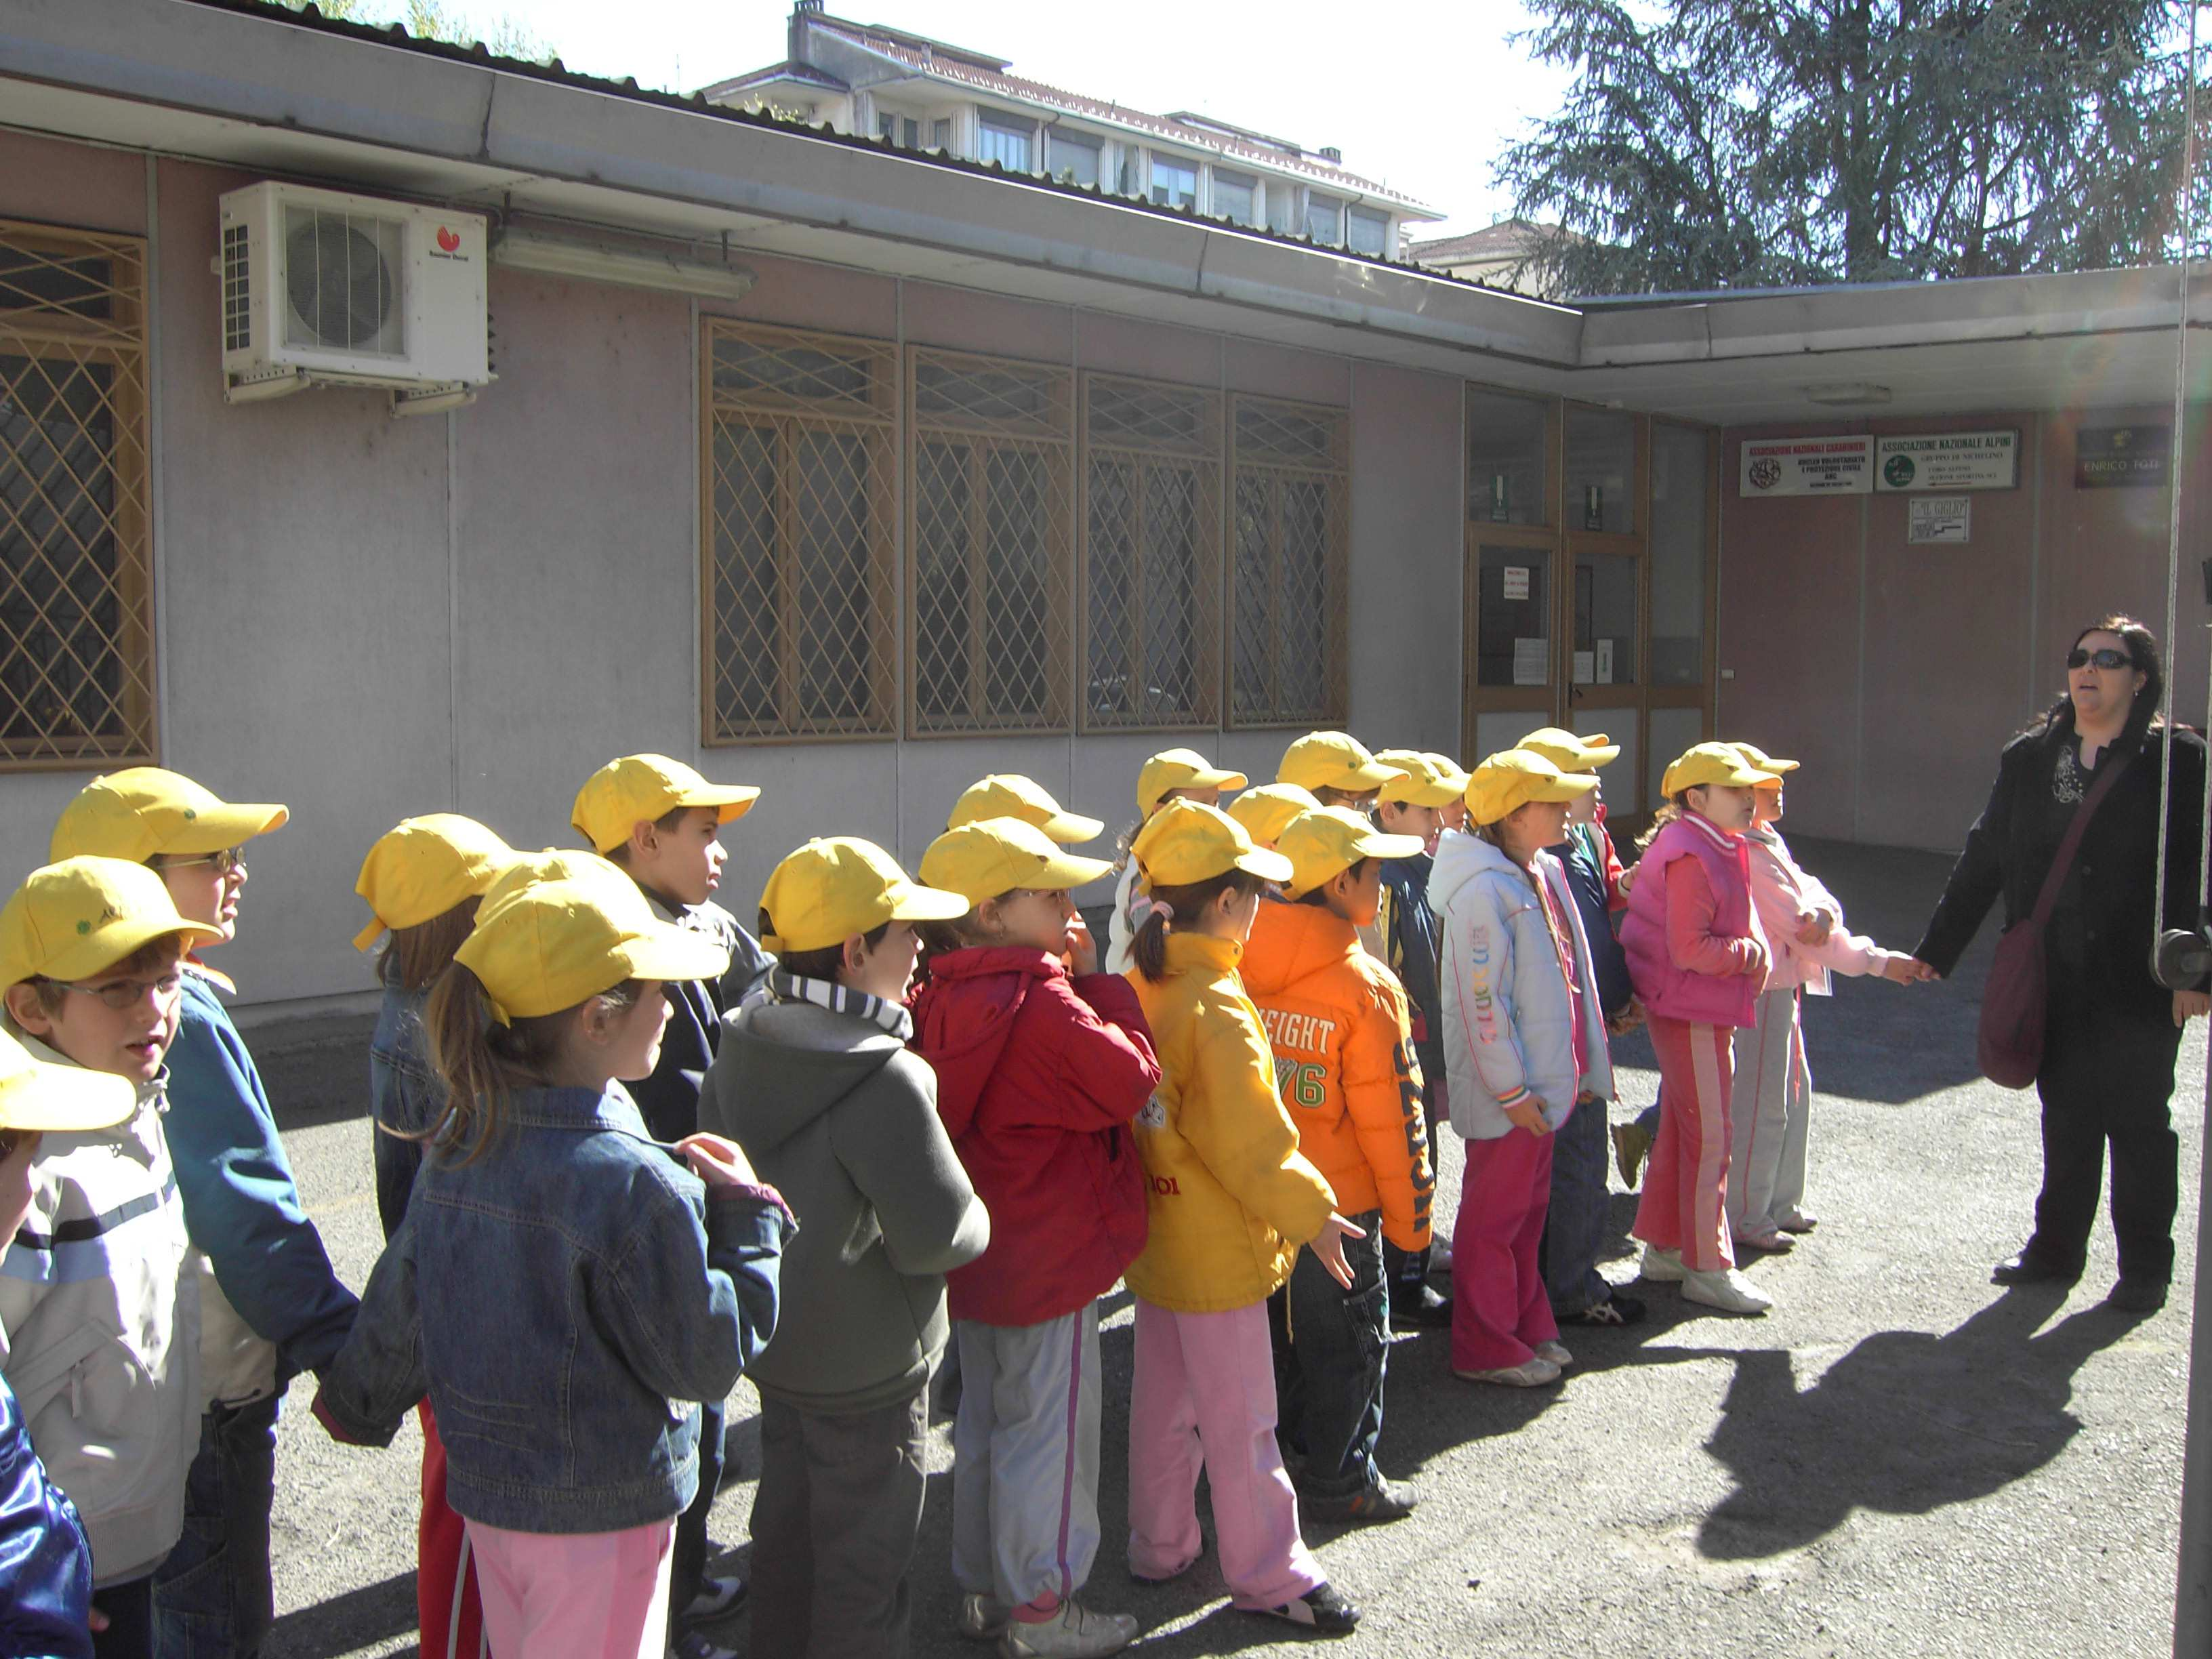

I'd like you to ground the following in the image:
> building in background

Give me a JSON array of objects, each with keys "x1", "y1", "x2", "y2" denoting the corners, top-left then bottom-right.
[{"x1": 1406, "y1": 218, "x2": 1571, "y2": 295}]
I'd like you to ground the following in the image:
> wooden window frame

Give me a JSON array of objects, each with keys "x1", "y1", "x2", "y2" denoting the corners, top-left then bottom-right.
[{"x1": 1227, "y1": 392, "x2": 1351, "y2": 730}]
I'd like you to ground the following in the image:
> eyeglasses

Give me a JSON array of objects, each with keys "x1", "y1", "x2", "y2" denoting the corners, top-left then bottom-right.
[
  {"x1": 163, "y1": 847, "x2": 246, "y2": 876},
  {"x1": 2068, "y1": 648, "x2": 2134, "y2": 672},
  {"x1": 47, "y1": 972, "x2": 182, "y2": 1010}
]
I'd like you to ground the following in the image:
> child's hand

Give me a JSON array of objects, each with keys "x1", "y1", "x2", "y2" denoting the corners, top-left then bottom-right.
[
  {"x1": 1796, "y1": 908, "x2": 1835, "y2": 947},
  {"x1": 88, "y1": 1610, "x2": 108, "y2": 1636},
  {"x1": 1065, "y1": 914, "x2": 1099, "y2": 976},
  {"x1": 1618, "y1": 863, "x2": 1637, "y2": 895},
  {"x1": 1881, "y1": 954, "x2": 1933, "y2": 985},
  {"x1": 676, "y1": 1132, "x2": 760, "y2": 1190},
  {"x1": 1504, "y1": 1097, "x2": 1551, "y2": 1136},
  {"x1": 1742, "y1": 939, "x2": 1771, "y2": 979},
  {"x1": 1306, "y1": 1212, "x2": 1368, "y2": 1289}
]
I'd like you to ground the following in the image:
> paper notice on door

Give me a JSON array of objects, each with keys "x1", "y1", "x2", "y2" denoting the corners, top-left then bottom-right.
[
  {"x1": 1513, "y1": 637, "x2": 1549, "y2": 685},
  {"x1": 1595, "y1": 639, "x2": 1615, "y2": 684},
  {"x1": 1502, "y1": 565, "x2": 1531, "y2": 601},
  {"x1": 1572, "y1": 651, "x2": 1595, "y2": 684}
]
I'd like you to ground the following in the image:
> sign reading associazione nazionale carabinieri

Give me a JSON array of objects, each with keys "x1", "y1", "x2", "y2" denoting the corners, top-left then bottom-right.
[{"x1": 1738, "y1": 434, "x2": 1875, "y2": 497}]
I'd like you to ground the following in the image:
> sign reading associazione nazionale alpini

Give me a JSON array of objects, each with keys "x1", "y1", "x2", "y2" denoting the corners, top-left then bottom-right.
[
  {"x1": 1872, "y1": 430, "x2": 2019, "y2": 492},
  {"x1": 1738, "y1": 435, "x2": 1875, "y2": 497}
]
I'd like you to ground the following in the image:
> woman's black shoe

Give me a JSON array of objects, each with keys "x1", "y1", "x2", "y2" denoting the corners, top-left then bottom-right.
[
  {"x1": 1991, "y1": 1249, "x2": 2082, "y2": 1286},
  {"x1": 2106, "y1": 1277, "x2": 2168, "y2": 1313}
]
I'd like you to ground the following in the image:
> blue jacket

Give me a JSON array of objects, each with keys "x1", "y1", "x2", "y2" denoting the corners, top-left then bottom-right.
[
  {"x1": 0, "y1": 1372, "x2": 92, "y2": 1659},
  {"x1": 1549, "y1": 826, "x2": 1635, "y2": 1019},
  {"x1": 367, "y1": 974, "x2": 438, "y2": 1240},
  {"x1": 627, "y1": 894, "x2": 775, "y2": 1145},
  {"x1": 167, "y1": 970, "x2": 359, "y2": 1406},
  {"x1": 1378, "y1": 851, "x2": 1444, "y2": 1087},
  {"x1": 312, "y1": 1085, "x2": 792, "y2": 1534}
]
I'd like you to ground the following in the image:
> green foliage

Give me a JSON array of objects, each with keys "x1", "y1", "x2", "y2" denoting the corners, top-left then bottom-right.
[{"x1": 269, "y1": 0, "x2": 552, "y2": 63}]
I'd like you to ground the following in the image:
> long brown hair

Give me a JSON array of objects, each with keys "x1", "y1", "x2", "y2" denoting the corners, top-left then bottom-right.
[
  {"x1": 1634, "y1": 794, "x2": 1692, "y2": 853},
  {"x1": 378, "y1": 898, "x2": 480, "y2": 994},
  {"x1": 420, "y1": 966, "x2": 640, "y2": 1164},
  {"x1": 1132, "y1": 869, "x2": 1265, "y2": 981}
]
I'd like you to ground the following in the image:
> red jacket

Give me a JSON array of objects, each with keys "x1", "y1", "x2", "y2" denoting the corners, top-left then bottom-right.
[{"x1": 909, "y1": 949, "x2": 1160, "y2": 1326}]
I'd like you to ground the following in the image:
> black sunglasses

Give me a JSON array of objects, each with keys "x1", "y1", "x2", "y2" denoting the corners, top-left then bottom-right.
[{"x1": 2067, "y1": 647, "x2": 2134, "y2": 672}]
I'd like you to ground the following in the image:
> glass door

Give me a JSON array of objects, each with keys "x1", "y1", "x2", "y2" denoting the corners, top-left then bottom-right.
[
  {"x1": 1464, "y1": 389, "x2": 1561, "y2": 763},
  {"x1": 1645, "y1": 419, "x2": 1717, "y2": 807},
  {"x1": 1563, "y1": 405, "x2": 1646, "y2": 813}
]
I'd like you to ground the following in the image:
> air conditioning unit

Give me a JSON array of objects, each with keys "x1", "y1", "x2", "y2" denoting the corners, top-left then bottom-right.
[{"x1": 218, "y1": 182, "x2": 493, "y2": 415}]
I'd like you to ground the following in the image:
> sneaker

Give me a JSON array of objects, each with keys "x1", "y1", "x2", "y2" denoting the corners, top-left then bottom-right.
[
  {"x1": 1533, "y1": 1339, "x2": 1573, "y2": 1368},
  {"x1": 1682, "y1": 1266, "x2": 1774, "y2": 1315},
  {"x1": 1560, "y1": 1291, "x2": 1647, "y2": 1327},
  {"x1": 1300, "y1": 1472, "x2": 1420, "y2": 1524},
  {"x1": 1639, "y1": 1244, "x2": 1687, "y2": 1283},
  {"x1": 1243, "y1": 1581, "x2": 1359, "y2": 1635},
  {"x1": 1429, "y1": 1236, "x2": 1454, "y2": 1271},
  {"x1": 959, "y1": 1593, "x2": 1010, "y2": 1641},
  {"x1": 1612, "y1": 1120, "x2": 1654, "y2": 1187},
  {"x1": 685, "y1": 1575, "x2": 747, "y2": 1623},
  {"x1": 1000, "y1": 1600, "x2": 1138, "y2": 1657},
  {"x1": 1390, "y1": 1283, "x2": 1453, "y2": 1330},
  {"x1": 1776, "y1": 1208, "x2": 1819, "y2": 1233},
  {"x1": 670, "y1": 1633, "x2": 740, "y2": 1659},
  {"x1": 1734, "y1": 1225, "x2": 1795, "y2": 1254},
  {"x1": 1454, "y1": 1356, "x2": 1561, "y2": 1387}
]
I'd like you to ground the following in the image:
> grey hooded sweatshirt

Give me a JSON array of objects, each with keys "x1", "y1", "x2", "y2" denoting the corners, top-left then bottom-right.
[{"x1": 702, "y1": 998, "x2": 988, "y2": 1415}]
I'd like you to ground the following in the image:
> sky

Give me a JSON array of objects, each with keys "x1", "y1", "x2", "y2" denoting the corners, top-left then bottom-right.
[{"x1": 380, "y1": 0, "x2": 1574, "y2": 234}]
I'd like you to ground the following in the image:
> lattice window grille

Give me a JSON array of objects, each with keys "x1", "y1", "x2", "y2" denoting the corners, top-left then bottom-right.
[
  {"x1": 701, "y1": 320, "x2": 899, "y2": 742},
  {"x1": 908, "y1": 347, "x2": 1073, "y2": 735},
  {"x1": 0, "y1": 219, "x2": 155, "y2": 769},
  {"x1": 1229, "y1": 393, "x2": 1350, "y2": 729},
  {"x1": 1080, "y1": 373, "x2": 1221, "y2": 731}
]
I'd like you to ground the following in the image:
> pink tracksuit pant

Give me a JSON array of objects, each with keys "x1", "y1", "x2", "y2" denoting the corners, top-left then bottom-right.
[{"x1": 1633, "y1": 1016, "x2": 1738, "y2": 1273}]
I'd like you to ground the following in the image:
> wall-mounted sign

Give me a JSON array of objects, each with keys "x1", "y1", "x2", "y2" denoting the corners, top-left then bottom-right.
[
  {"x1": 2075, "y1": 424, "x2": 2171, "y2": 489},
  {"x1": 1501, "y1": 565, "x2": 1531, "y2": 601},
  {"x1": 1875, "y1": 430, "x2": 2018, "y2": 491},
  {"x1": 1739, "y1": 434, "x2": 1875, "y2": 496},
  {"x1": 1908, "y1": 496, "x2": 1971, "y2": 544}
]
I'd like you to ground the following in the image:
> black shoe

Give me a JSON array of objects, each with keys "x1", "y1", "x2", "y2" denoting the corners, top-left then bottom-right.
[
  {"x1": 2106, "y1": 1276, "x2": 2169, "y2": 1314},
  {"x1": 1244, "y1": 1581, "x2": 1360, "y2": 1635},
  {"x1": 1992, "y1": 1249, "x2": 2082, "y2": 1286},
  {"x1": 1559, "y1": 1291, "x2": 1648, "y2": 1328},
  {"x1": 1300, "y1": 1472, "x2": 1420, "y2": 1524},
  {"x1": 1391, "y1": 1283, "x2": 1452, "y2": 1330}
]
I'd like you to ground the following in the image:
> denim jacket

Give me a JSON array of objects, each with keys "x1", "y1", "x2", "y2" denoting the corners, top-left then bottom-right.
[
  {"x1": 313, "y1": 1085, "x2": 793, "y2": 1534},
  {"x1": 366, "y1": 973, "x2": 439, "y2": 1240}
]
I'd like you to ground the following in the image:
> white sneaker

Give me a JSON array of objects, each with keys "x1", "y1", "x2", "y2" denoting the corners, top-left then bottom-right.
[
  {"x1": 1534, "y1": 1339, "x2": 1573, "y2": 1368},
  {"x1": 1639, "y1": 1244, "x2": 1687, "y2": 1282},
  {"x1": 958, "y1": 1592, "x2": 1009, "y2": 1640},
  {"x1": 1454, "y1": 1356, "x2": 1562, "y2": 1387},
  {"x1": 999, "y1": 1600, "x2": 1139, "y2": 1658},
  {"x1": 1682, "y1": 1265, "x2": 1774, "y2": 1315}
]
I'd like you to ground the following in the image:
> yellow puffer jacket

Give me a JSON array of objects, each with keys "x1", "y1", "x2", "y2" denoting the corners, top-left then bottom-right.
[{"x1": 1124, "y1": 933, "x2": 1336, "y2": 1313}]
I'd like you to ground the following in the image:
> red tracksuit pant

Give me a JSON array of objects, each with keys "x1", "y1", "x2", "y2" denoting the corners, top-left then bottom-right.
[
  {"x1": 1633, "y1": 1017, "x2": 1738, "y2": 1274},
  {"x1": 419, "y1": 1401, "x2": 487, "y2": 1658}
]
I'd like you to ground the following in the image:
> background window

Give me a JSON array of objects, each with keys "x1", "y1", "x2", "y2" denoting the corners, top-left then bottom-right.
[
  {"x1": 932, "y1": 117, "x2": 951, "y2": 150},
  {"x1": 977, "y1": 113, "x2": 1035, "y2": 173},
  {"x1": 1229, "y1": 394, "x2": 1349, "y2": 726},
  {"x1": 1212, "y1": 171, "x2": 1258, "y2": 226},
  {"x1": 1047, "y1": 129, "x2": 1103, "y2": 188},
  {"x1": 1149, "y1": 157, "x2": 1198, "y2": 210},
  {"x1": 1347, "y1": 206, "x2": 1389, "y2": 257},
  {"x1": 1305, "y1": 194, "x2": 1345, "y2": 245}
]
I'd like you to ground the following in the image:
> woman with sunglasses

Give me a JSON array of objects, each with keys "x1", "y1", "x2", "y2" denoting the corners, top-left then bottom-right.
[{"x1": 1914, "y1": 615, "x2": 2209, "y2": 1313}]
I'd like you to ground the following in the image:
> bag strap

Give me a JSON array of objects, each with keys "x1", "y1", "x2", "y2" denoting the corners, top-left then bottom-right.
[{"x1": 2027, "y1": 741, "x2": 2133, "y2": 926}]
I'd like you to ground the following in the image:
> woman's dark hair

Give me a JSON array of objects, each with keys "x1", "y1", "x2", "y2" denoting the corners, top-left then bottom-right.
[
  {"x1": 377, "y1": 897, "x2": 480, "y2": 993},
  {"x1": 2040, "y1": 613, "x2": 2165, "y2": 736},
  {"x1": 761, "y1": 907, "x2": 890, "y2": 985},
  {"x1": 1132, "y1": 869, "x2": 1266, "y2": 981}
]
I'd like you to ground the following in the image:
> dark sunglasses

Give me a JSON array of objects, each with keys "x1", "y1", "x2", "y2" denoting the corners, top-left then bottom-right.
[{"x1": 2067, "y1": 648, "x2": 2134, "y2": 672}]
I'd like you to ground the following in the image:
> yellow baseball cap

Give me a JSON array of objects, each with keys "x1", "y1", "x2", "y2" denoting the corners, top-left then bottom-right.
[
  {"x1": 0, "y1": 1026, "x2": 134, "y2": 1133},
  {"x1": 1277, "y1": 731, "x2": 1407, "y2": 794},
  {"x1": 1136, "y1": 750, "x2": 1249, "y2": 816},
  {"x1": 0, "y1": 857, "x2": 223, "y2": 989},
  {"x1": 920, "y1": 817, "x2": 1114, "y2": 905},
  {"x1": 1225, "y1": 783, "x2": 1321, "y2": 848},
  {"x1": 1465, "y1": 750, "x2": 1601, "y2": 827},
  {"x1": 478, "y1": 849, "x2": 634, "y2": 916},
  {"x1": 1732, "y1": 741, "x2": 1801, "y2": 777},
  {"x1": 51, "y1": 768, "x2": 289, "y2": 864},
  {"x1": 1277, "y1": 806, "x2": 1425, "y2": 899},
  {"x1": 571, "y1": 756, "x2": 760, "y2": 855},
  {"x1": 1424, "y1": 753, "x2": 1473, "y2": 795},
  {"x1": 352, "y1": 815, "x2": 517, "y2": 951},
  {"x1": 456, "y1": 876, "x2": 730, "y2": 1024},
  {"x1": 1661, "y1": 742, "x2": 1782, "y2": 798},
  {"x1": 1130, "y1": 800, "x2": 1292, "y2": 888},
  {"x1": 1374, "y1": 750, "x2": 1465, "y2": 808},
  {"x1": 759, "y1": 838, "x2": 968, "y2": 954},
  {"x1": 947, "y1": 777, "x2": 1103, "y2": 844},
  {"x1": 1518, "y1": 727, "x2": 1621, "y2": 773}
]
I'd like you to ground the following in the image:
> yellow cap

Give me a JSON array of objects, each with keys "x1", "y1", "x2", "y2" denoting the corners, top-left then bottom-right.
[
  {"x1": 920, "y1": 817, "x2": 1115, "y2": 905},
  {"x1": 478, "y1": 849, "x2": 634, "y2": 916},
  {"x1": 1136, "y1": 750, "x2": 1249, "y2": 816},
  {"x1": 1374, "y1": 750, "x2": 1466, "y2": 808},
  {"x1": 352, "y1": 815, "x2": 516, "y2": 951},
  {"x1": 1225, "y1": 783, "x2": 1321, "y2": 848},
  {"x1": 1731, "y1": 741, "x2": 1801, "y2": 777},
  {"x1": 51, "y1": 767, "x2": 289, "y2": 864},
  {"x1": 1130, "y1": 800, "x2": 1292, "y2": 888},
  {"x1": 0, "y1": 857, "x2": 224, "y2": 989},
  {"x1": 0, "y1": 1027, "x2": 134, "y2": 1134},
  {"x1": 1465, "y1": 750, "x2": 1601, "y2": 827},
  {"x1": 759, "y1": 838, "x2": 968, "y2": 954},
  {"x1": 1277, "y1": 806, "x2": 1425, "y2": 899},
  {"x1": 947, "y1": 777, "x2": 1103, "y2": 844},
  {"x1": 1517, "y1": 727, "x2": 1621, "y2": 773},
  {"x1": 1423, "y1": 752, "x2": 1473, "y2": 793},
  {"x1": 455, "y1": 876, "x2": 730, "y2": 1024},
  {"x1": 1661, "y1": 742, "x2": 1782, "y2": 797},
  {"x1": 571, "y1": 756, "x2": 760, "y2": 855},
  {"x1": 1276, "y1": 731, "x2": 1408, "y2": 794}
]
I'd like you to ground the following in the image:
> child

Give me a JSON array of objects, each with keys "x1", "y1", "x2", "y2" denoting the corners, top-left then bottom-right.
[
  {"x1": 1105, "y1": 751, "x2": 1248, "y2": 975},
  {"x1": 1120, "y1": 800, "x2": 1362, "y2": 1635},
  {"x1": 354, "y1": 812, "x2": 516, "y2": 1659},
  {"x1": 49, "y1": 769, "x2": 359, "y2": 1659},
  {"x1": 1427, "y1": 754, "x2": 1472, "y2": 835},
  {"x1": 949, "y1": 775, "x2": 1107, "y2": 844},
  {"x1": 1372, "y1": 752, "x2": 1464, "y2": 1329},
  {"x1": 1620, "y1": 743, "x2": 1778, "y2": 1315},
  {"x1": 911, "y1": 817, "x2": 1161, "y2": 1657},
  {"x1": 313, "y1": 871, "x2": 794, "y2": 1659},
  {"x1": 0, "y1": 855, "x2": 222, "y2": 1654},
  {"x1": 572, "y1": 752, "x2": 771, "y2": 1652},
  {"x1": 1226, "y1": 783, "x2": 1321, "y2": 853},
  {"x1": 1727, "y1": 743, "x2": 1925, "y2": 1252},
  {"x1": 1243, "y1": 806, "x2": 1433, "y2": 1521},
  {"x1": 0, "y1": 1028, "x2": 139, "y2": 1659},
  {"x1": 703, "y1": 838, "x2": 987, "y2": 1659},
  {"x1": 1275, "y1": 732, "x2": 1407, "y2": 815},
  {"x1": 1431, "y1": 752, "x2": 1612, "y2": 1387}
]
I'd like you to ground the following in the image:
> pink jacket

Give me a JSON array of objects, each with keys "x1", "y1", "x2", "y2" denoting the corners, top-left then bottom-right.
[
  {"x1": 1744, "y1": 826, "x2": 1898, "y2": 996},
  {"x1": 1621, "y1": 811, "x2": 1767, "y2": 1028}
]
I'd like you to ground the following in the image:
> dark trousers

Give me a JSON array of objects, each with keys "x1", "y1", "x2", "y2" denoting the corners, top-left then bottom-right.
[
  {"x1": 747, "y1": 1387, "x2": 928, "y2": 1659},
  {"x1": 1538, "y1": 1094, "x2": 1612, "y2": 1314},
  {"x1": 1266, "y1": 1206, "x2": 1387, "y2": 1499},
  {"x1": 2030, "y1": 996, "x2": 2184, "y2": 1284},
  {"x1": 91, "y1": 1576, "x2": 152, "y2": 1659},
  {"x1": 150, "y1": 1395, "x2": 279, "y2": 1659},
  {"x1": 1383, "y1": 1072, "x2": 1444, "y2": 1309},
  {"x1": 666, "y1": 1396, "x2": 726, "y2": 1635}
]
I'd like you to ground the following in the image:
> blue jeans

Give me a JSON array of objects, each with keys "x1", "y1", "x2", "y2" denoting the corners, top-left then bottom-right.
[
  {"x1": 1266, "y1": 1206, "x2": 1387, "y2": 1498},
  {"x1": 150, "y1": 1395, "x2": 279, "y2": 1659},
  {"x1": 1540, "y1": 1098, "x2": 1612, "y2": 1315}
]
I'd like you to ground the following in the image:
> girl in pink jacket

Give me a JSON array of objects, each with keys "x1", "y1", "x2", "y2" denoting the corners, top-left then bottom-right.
[{"x1": 1727, "y1": 745, "x2": 1928, "y2": 1254}]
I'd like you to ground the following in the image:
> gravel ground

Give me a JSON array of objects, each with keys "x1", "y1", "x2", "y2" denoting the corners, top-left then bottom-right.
[{"x1": 250, "y1": 838, "x2": 2199, "y2": 1658}]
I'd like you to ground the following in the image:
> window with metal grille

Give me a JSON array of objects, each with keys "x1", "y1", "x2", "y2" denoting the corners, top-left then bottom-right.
[
  {"x1": 701, "y1": 319, "x2": 899, "y2": 742},
  {"x1": 908, "y1": 346, "x2": 1073, "y2": 736},
  {"x1": 1229, "y1": 394, "x2": 1349, "y2": 728},
  {"x1": 0, "y1": 219, "x2": 155, "y2": 770},
  {"x1": 1080, "y1": 373, "x2": 1220, "y2": 731}
]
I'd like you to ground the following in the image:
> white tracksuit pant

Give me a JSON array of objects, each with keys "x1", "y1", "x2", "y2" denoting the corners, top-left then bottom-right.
[{"x1": 1727, "y1": 985, "x2": 1811, "y2": 1237}]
